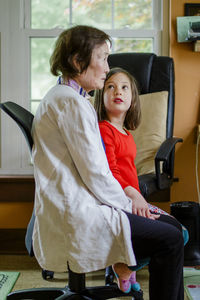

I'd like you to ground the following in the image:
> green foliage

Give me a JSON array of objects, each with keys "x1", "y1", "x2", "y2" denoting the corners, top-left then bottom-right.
[
  {"x1": 114, "y1": 38, "x2": 153, "y2": 53},
  {"x1": 31, "y1": 0, "x2": 152, "y2": 29},
  {"x1": 31, "y1": 0, "x2": 69, "y2": 28},
  {"x1": 31, "y1": 38, "x2": 56, "y2": 99},
  {"x1": 30, "y1": 0, "x2": 153, "y2": 111}
]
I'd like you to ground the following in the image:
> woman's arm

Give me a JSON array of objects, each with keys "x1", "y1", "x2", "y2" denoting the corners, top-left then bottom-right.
[{"x1": 57, "y1": 95, "x2": 132, "y2": 212}]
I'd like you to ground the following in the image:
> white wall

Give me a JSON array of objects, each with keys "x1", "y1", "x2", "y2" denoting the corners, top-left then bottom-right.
[{"x1": 0, "y1": 0, "x2": 33, "y2": 174}]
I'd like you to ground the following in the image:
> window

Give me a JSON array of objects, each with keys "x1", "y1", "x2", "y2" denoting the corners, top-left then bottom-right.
[
  {"x1": 26, "y1": 0, "x2": 162, "y2": 114},
  {"x1": 0, "y1": 0, "x2": 166, "y2": 174}
]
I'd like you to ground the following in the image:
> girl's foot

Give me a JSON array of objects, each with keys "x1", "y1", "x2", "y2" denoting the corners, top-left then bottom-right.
[
  {"x1": 129, "y1": 271, "x2": 141, "y2": 291},
  {"x1": 112, "y1": 264, "x2": 132, "y2": 293}
]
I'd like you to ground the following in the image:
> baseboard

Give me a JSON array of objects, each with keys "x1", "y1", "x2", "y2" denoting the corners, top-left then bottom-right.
[{"x1": 0, "y1": 228, "x2": 27, "y2": 254}]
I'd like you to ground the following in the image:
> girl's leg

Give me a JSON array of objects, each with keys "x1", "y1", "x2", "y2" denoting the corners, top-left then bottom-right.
[
  {"x1": 129, "y1": 271, "x2": 141, "y2": 291},
  {"x1": 112, "y1": 263, "x2": 132, "y2": 293},
  {"x1": 125, "y1": 212, "x2": 184, "y2": 300},
  {"x1": 112, "y1": 263, "x2": 141, "y2": 293}
]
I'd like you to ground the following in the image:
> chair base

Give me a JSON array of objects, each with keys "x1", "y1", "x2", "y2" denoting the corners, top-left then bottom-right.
[
  {"x1": 7, "y1": 284, "x2": 143, "y2": 300},
  {"x1": 7, "y1": 263, "x2": 144, "y2": 299}
]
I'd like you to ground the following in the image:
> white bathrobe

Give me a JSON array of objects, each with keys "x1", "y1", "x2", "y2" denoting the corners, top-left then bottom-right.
[{"x1": 32, "y1": 84, "x2": 136, "y2": 273}]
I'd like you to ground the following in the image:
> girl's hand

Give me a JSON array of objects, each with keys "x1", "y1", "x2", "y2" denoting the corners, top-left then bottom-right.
[
  {"x1": 124, "y1": 186, "x2": 160, "y2": 220},
  {"x1": 131, "y1": 198, "x2": 160, "y2": 220},
  {"x1": 132, "y1": 196, "x2": 150, "y2": 218}
]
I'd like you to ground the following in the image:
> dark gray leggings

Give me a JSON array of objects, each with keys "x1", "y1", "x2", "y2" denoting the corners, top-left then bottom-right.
[{"x1": 125, "y1": 212, "x2": 184, "y2": 300}]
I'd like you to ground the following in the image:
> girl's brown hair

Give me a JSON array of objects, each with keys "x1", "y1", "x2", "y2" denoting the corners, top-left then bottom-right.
[
  {"x1": 50, "y1": 25, "x2": 111, "y2": 78},
  {"x1": 94, "y1": 67, "x2": 141, "y2": 130}
]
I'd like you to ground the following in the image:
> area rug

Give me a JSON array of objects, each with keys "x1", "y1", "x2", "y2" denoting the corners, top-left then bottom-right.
[
  {"x1": 0, "y1": 271, "x2": 20, "y2": 300},
  {"x1": 184, "y1": 267, "x2": 200, "y2": 300}
]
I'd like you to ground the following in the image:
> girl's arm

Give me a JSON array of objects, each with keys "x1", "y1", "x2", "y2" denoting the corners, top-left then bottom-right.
[
  {"x1": 99, "y1": 124, "x2": 130, "y2": 189},
  {"x1": 124, "y1": 186, "x2": 159, "y2": 219},
  {"x1": 99, "y1": 123, "x2": 159, "y2": 219}
]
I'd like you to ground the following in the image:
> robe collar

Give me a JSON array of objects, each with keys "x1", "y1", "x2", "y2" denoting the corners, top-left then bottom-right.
[{"x1": 57, "y1": 76, "x2": 90, "y2": 99}]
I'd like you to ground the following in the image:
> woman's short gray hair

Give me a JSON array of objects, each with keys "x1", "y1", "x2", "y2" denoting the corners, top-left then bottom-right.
[{"x1": 50, "y1": 25, "x2": 111, "y2": 78}]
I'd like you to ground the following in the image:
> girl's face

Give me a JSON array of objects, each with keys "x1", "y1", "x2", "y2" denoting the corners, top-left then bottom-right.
[{"x1": 103, "y1": 72, "x2": 132, "y2": 120}]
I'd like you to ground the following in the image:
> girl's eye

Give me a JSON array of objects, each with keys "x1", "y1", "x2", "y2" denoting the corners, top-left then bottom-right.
[
  {"x1": 122, "y1": 85, "x2": 129, "y2": 90},
  {"x1": 107, "y1": 84, "x2": 114, "y2": 89}
]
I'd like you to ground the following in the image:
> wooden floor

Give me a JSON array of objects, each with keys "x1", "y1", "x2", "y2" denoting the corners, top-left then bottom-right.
[{"x1": 0, "y1": 255, "x2": 188, "y2": 299}]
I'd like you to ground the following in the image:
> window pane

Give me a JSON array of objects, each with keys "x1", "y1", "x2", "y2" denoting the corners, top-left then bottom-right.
[
  {"x1": 31, "y1": 101, "x2": 41, "y2": 115},
  {"x1": 72, "y1": 0, "x2": 111, "y2": 28},
  {"x1": 114, "y1": 0, "x2": 152, "y2": 29},
  {"x1": 113, "y1": 38, "x2": 153, "y2": 53},
  {"x1": 31, "y1": 0, "x2": 69, "y2": 29},
  {"x1": 31, "y1": 0, "x2": 153, "y2": 30},
  {"x1": 31, "y1": 38, "x2": 56, "y2": 100}
]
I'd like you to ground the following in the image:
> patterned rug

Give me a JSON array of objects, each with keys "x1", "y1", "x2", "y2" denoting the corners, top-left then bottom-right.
[
  {"x1": 184, "y1": 267, "x2": 200, "y2": 300},
  {"x1": 0, "y1": 271, "x2": 20, "y2": 300}
]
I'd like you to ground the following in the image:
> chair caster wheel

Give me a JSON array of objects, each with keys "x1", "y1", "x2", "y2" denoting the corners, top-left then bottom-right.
[{"x1": 42, "y1": 269, "x2": 54, "y2": 280}]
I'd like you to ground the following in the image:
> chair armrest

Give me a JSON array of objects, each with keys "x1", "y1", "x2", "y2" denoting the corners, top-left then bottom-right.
[
  {"x1": 155, "y1": 137, "x2": 183, "y2": 162},
  {"x1": 155, "y1": 137, "x2": 183, "y2": 189}
]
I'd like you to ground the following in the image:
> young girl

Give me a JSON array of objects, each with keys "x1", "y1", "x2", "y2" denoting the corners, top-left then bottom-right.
[
  {"x1": 94, "y1": 67, "x2": 186, "y2": 294},
  {"x1": 95, "y1": 67, "x2": 168, "y2": 216}
]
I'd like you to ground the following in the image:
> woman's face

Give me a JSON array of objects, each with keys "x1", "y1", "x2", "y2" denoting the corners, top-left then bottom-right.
[
  {"x1": 103, "y1": 72, "x2": 132, "y2": 120},
  {"x1": 75, "y1": 42, "x2": 110, "y2": 92}
]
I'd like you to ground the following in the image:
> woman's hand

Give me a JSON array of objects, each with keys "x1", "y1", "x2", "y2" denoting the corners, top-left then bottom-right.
[{"x1": 124, "y1": 186, "x2": 160, "y2": 220}]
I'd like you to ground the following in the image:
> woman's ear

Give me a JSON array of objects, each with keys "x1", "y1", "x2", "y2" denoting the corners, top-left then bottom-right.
[{"x1": 72, "y1": 54, "x2": 81, "y2": 74}]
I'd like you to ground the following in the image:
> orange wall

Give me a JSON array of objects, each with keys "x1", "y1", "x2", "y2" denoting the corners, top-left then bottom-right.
[
  {"x1": 170, "y1": 0, "x2": 200, "y2": 207},
  {"x1": 148, "y1": 0, "x2": 200, "y2": 214},
  {"x1": 0, "y1": 202, "x2": 33, "y2": 228}
]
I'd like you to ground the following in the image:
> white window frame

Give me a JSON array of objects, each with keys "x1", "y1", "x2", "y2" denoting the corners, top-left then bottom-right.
[
  {"x1": 23, "y1": 0, "x2": 163, "y2": 53},
  {"x1": 0, "y1": 0, "x2": 168, "y2": 175}
]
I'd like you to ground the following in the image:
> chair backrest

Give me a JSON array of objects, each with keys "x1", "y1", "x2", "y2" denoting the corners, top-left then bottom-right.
[
  {"x1": 0, "y1": 101, "x2": 35, "y2": 256},
  {"x1": 108, "y1": 53, "x2": 175, "y2": 139},
  {"x1": 0, "y1": 101, "x2": 34, "y2": 153}
]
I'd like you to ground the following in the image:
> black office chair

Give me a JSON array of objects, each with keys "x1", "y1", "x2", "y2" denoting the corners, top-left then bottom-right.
[
  {"x1": 108, "y1": 53, "x2": 183, "y2": 203},
  {"x1": 0, "y1": 101, "x2": 144, "y2": 300},
  {"x1": 103, "y1": 53, "x2": 183, "y2": 286}
]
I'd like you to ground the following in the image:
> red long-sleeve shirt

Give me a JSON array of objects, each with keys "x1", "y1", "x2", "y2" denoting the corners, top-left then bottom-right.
[{"x1": 99, "y1": 121, "x2": 140, "y2": 192}]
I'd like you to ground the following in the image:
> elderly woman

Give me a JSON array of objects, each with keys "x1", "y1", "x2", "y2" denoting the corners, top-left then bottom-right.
[{"x1": 32, "y1": 25, "x2": 184, "y2": 300}]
